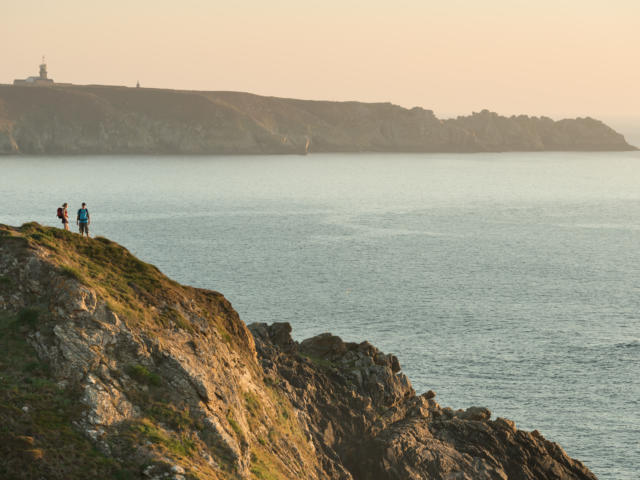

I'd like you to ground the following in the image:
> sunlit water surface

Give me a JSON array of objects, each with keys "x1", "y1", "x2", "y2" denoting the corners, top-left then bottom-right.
[{"x1": 2, "y1": 152, "x2": 639, "y2": 479}]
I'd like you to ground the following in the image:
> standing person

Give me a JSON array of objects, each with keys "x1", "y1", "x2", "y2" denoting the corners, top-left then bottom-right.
[
  {"x1": 57, "y1": 203, "x2": 70, "y2": 231},
  {"x1": 77, "y1": 202, "x2": 91, "y2": 238}
]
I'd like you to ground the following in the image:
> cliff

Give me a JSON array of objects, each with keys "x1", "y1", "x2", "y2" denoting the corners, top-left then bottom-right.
[
  {"x1": 0, "y1": 84, "x2": 634, "y2": 154},
  {"x1": 0, "y1": 223, "x2": 598, "y2": 480}
]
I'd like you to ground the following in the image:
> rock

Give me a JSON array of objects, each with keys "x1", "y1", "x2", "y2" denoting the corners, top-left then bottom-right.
[
  {"x1": 300, "y1": 333, "x2": 347, "y2": 359},
  {"x1": 494, "y1": 417, "x2": 517, "y2": 433},
  {"x1": 253, "y1": 323, "x2": 597, "y2": 480},
  {"x1": 455, "y1": 406, "x2": 492, "y2": 421},
  {"x1": 142, "y1": 464, "x2": 156, "y2": 477}
]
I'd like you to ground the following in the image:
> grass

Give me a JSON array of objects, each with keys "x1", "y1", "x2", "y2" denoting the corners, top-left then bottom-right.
[
  {"x1": 126, "y1": 364, "x2": 162, "y2": 386},
  {"x1": 244, "y1": 391, "x2": 261, "y2": 417},
  {"x1": 227, "y1": 412, "x2": 244, "y2": 439},
  {"x1": 220, "y1": 329, "x2": 233, "y2": 344},
  {"x1": 160, "y1": 307, "x2": 194, "y2": 333},
  {"x1": 127, "y1": 418, "x2": 196, "y2": 458},
  {"x1": 240, "y1": 384, "x2": 320, "y2": 480},
  {"x1": 5, "y1": 223, "x2": 239, "y2": 342},
  {"x1": 145, "y1": 401, "x2": 201, "y2": 432},
  {"x1": 250, "y1": 451, "x2": 281, "y2": 480},
  {"x1": 60, "y1": 265, "x2": 84, "y2": 282},
  {"x1": 11, "y1": 224, "x2": 181, "y2": 331}
]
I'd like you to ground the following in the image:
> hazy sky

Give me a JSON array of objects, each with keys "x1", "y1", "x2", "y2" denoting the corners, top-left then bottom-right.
[{"x1": 3, "y1": 0, "x2": 639, "y2": 119}]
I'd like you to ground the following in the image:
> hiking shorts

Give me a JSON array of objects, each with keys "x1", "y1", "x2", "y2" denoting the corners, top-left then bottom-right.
[{"x1": 79, "y1": 223, "x2": 89, "y2": 234}]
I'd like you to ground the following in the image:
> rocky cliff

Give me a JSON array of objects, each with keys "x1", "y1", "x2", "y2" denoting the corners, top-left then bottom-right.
[
  {"x1": 0, "y1": 85, "x2": 634, "y2": 154},
  {"x1": 0, "y1": 223, "x2": 598, "y2": 479}
]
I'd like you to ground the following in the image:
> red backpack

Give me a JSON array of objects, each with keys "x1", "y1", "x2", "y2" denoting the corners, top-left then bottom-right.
[{"x1": 56, "y1": 207, "x2": 64, "y2": 219}]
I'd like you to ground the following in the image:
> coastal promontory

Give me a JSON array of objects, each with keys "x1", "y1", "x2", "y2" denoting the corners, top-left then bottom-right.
[
  {"x1": 0, "y1": 84, "x2": 634, "y2": 155},
  {"x1": 0, "y1": 223, "x2": 597, "y2": 479}
]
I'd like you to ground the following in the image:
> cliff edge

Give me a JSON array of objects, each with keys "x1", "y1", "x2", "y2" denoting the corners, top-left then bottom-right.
[
  {"x1": 0, "y1": 224, "x2": 597, "y2": 479},
  {"x1": 0, "y1": 85, "x2": 634, "y2": 154}
]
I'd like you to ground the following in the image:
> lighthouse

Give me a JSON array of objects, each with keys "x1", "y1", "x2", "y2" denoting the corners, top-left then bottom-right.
[
  {"x1": 39, "y1": 56, "x2": 48, "y2": 80},
  {"x1": 13, "y1": 56, "x2": 55, "y2": 86}
]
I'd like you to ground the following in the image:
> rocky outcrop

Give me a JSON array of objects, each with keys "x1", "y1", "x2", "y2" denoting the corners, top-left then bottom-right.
[
  {"x1": 249, "y1": 323, "x2": 597, "y2": 480},
  {"x1": 0, "y1": 224, "x2": 598, "y2": 479},
  {"x1": 0, "y1": 85, "x2": 634, "y2": 154}
]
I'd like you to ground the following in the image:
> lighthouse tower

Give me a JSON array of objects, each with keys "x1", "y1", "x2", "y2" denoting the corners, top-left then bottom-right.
[{"x1": 39, "y1": 56, "x2": 48, "y2": 80}]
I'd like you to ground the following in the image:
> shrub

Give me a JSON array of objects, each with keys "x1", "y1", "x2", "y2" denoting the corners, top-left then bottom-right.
[
  {"x1": 17, "y1": 308, "x2": 40, "y2": 327},
  {"x1": 126, "y1": 364, "x2": 162, "y2": 386}
]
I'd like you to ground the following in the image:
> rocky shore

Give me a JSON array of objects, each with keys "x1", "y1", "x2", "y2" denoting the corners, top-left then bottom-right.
[
  {"x1": 0, "y1": 84, "x2": 635, "y2": 155},
  {"x1": 0, "y1": 223, "x2": 598, "y2": 479}
]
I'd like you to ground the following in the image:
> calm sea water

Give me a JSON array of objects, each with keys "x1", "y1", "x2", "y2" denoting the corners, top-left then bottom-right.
[{"x1": 1, "y1": 153, "x2": 639, "y2": 479}]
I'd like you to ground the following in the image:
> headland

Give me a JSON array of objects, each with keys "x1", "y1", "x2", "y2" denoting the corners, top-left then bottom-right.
[
  {"x1": 0, "y1": 223, "x2": 598, "y2": 479},
  {"x1": 0, "y1": 83, "x2": 635, "y2": 155}
]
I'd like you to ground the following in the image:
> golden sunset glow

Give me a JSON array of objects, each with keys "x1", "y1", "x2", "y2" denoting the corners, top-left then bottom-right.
[{"x1": 3, "y1": 1, "x2": 639, "y2": 119}]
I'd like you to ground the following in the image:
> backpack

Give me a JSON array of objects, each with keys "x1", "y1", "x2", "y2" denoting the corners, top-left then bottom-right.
[
  {"x1": 56, "y1": 207, "x2": 64, "y2": 219},
  {"x1": 78, "y1": 208, "x2": 89, "y2": 222}
]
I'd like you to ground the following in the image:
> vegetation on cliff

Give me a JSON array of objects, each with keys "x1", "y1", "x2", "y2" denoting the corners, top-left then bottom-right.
[
  {"x1": 0, "y1": 85, "x2": 634, "y2": 155},
  {"x1": 0, "y1": 224, "x2": 598, "y2": 479}
]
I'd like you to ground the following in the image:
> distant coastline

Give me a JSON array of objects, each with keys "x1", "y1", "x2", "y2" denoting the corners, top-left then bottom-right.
[{"x1": 0, "y1": 84, "x2": 635, "y2": 155}]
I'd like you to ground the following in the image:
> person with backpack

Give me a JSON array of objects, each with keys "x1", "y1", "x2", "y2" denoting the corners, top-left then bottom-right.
[
  {"x1": 77, "y1": 202, "x2": 91, "y2": 238},
  {"x1": 57, "y1": 203, "x2": 69, "y2": 231}
]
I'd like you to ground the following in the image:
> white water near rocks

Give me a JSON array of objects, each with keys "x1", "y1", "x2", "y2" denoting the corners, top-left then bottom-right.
[{"x1": 2, "y1": 152, "x2": 639, "y2": 479}]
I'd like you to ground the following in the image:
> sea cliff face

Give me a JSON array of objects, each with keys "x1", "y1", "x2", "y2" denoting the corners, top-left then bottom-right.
[
  {"x1": 0, "y1": 85, "x2": 634, "y2": 155},
  {"x1": 0, "y1": 224, "x2": 598, "y2": 479}
]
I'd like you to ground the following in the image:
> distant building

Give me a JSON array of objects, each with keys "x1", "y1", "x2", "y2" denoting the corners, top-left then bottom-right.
[{"x1": 13, "y1": 57, "x2": 55, "y2": 86}]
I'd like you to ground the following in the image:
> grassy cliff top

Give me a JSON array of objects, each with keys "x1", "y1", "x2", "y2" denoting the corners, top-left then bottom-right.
[{"x1": 0, "y1": 223, "x2": 251, "y2": 348}]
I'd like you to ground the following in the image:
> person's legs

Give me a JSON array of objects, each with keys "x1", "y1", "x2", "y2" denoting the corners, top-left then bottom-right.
[{"x1": 63, "y1": 220, "x2": 69, "y2": 231}]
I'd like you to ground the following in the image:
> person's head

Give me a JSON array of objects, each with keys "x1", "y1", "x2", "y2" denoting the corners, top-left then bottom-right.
[
  {"x1": 82, "y1": 202, "x2": 86, "y2": 208},
  {"x1": 62, "y1": 202, "x2": 68, "y2": 208}
]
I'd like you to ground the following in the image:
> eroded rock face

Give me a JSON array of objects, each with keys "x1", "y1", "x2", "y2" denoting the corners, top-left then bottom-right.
[
  {"x1": 249, "y1": 322, "x2": 598, "y2": 480},
  {"x1": 0, "y1": 85, "x2": 635, "y2": 155},
  {"x1": 0, "y1": 225, "x2": 599, "y2": 479}
]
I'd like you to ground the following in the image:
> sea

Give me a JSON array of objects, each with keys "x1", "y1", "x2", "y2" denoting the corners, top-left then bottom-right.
[{"x1": 1, "y1": 152, "x2": 639, "y2": 479}]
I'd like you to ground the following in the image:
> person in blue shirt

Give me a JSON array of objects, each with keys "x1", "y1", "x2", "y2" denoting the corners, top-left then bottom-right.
[{"x1": 77, "y1": 202, "x2": 91, "y2": 238}]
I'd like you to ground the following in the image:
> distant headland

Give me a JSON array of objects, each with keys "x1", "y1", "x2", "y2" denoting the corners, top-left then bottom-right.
[{"x1": 0, "y1": 62, "x2": 635, "y2": 155}]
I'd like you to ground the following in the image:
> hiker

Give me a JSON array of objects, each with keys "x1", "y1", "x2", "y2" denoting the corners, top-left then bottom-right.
[
  {"x1": 57, "y1": 203, "x2": 70, "y2": 231},
  {"x1": 77, "y1": 202, "x2": 91, "y2": 238}
]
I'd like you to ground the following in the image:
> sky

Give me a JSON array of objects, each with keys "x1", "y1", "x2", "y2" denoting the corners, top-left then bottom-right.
[{"x1": 3, "y1": 0, "x2": 639, "y2": 124}]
